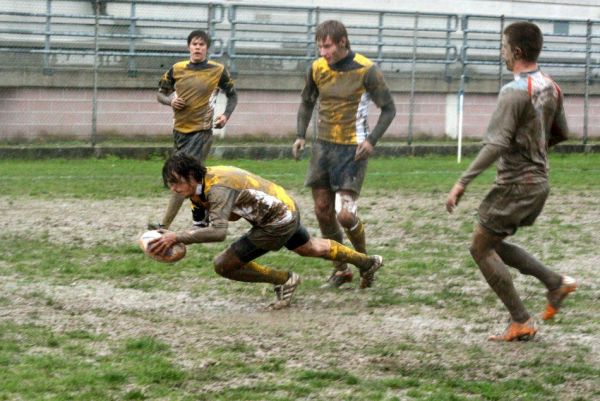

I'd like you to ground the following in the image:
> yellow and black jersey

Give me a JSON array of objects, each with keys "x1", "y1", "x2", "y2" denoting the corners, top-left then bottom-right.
[
  {"x1": 196, "y1": 166, "x2": 297, "y2": 229},
  {"x1": 159, "y1": 59, "x2": 237, "y2": 133},
  {"x1": 299, "y1": 51, "x2": 395, "y2": 145}
]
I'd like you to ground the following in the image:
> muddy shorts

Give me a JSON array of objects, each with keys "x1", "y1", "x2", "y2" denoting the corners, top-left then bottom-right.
[
  {"x1": 305, "y1": 140, "x2": 368, "y2": 194},
  {"x1": 173, "y1": 129, "x2": 213, "y2": 161},
  {"x1": 478, "y1": 182, "x2": 550, "y2": 236},
  {"x1": 230, "y1": 215, "x2": 311, "y2": 263}
]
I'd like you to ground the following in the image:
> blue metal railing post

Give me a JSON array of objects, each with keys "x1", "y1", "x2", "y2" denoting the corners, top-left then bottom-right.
[
  {"x1": 408, "y1": 12, "x2": 419, "y2": 145},
  {"x1": 127, "y1": 0, "x2": 138, "y2": 77},
  {"x1": 583, "y1": 20, "x2": 591, "y2": 145},
  {"x1": 43, "y1": 0, "x2": 52, "y2": 75},
  {"x1": 227, "y1": 5, "x2": 237, "y2": 75}
]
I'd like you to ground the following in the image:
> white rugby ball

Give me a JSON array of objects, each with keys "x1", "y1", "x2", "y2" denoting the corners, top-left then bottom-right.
[{"x1": 139, "y1": 229, "x2": 186, "y2": 263}]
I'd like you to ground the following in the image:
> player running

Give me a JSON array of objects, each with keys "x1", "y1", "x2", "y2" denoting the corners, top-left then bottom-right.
[
  {"x1": 446, "y1": 21, "x2": 576, "y2": 341},
  {"x1": 151, "y1": 29, "x2": 237, "y2": 231}
]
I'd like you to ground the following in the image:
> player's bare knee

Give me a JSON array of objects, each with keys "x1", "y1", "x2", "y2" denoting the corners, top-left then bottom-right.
[
  {"x1": 336, "y1": 209, "x2": 356, "y2": 228},
  {"x1": 335, "y1": 193, "x2": 358, "y2": 228},
  {"x1": 213, "y1": 253, "x2": 232, "y2": 277},
  {"x1": 294, "y1": 238, "x2": 323, "y2": 258}
]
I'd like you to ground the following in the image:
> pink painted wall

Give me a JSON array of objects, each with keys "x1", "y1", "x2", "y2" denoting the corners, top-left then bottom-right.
[{"x1": 0, "y1": 88, "x2": 595, "y2": 141}]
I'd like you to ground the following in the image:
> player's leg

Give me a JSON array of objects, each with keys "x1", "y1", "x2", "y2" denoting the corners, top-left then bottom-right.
[
  {"x1": 470, "y1": 224, "x2": 537, "y2": 341},
  {"x1": 312, "y1": 187, "x2": 353, "y2": 287},
  {"x1": 216, "y1": 235, "x2": 300, "y2": 309},
  {"x1": 286, "y1": 225, "x2": 382, "y2": 289},
  {"x1": 496, "y1": 241, "x2": 561, "y2": 289},
  {"x1": 335, "y1": 191, "x2": 366, "y2": 254},
  {"x1": 330, "y1": 143, "x2": 369, "y2": 254},
  {"x1": 497, "y1": 241, "x2": 576, "y2": 320},
  {"x1": 493, "y1": 183, "x2": 576, "y2": 320}
]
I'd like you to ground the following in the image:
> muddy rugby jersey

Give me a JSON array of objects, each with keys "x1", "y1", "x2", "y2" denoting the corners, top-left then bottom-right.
[
  {"x1": 300, "y1": 51, "x2": 394, "y2": 145},
  {"x1": 484, "y1": 70, "x2": 568, "y2": 184},
  {"x1": 176, "y1": 166, "x2": 298, "y2": 244},
  {"x1": 159, "y1": 59, "x2": 236, "y2": 133}
]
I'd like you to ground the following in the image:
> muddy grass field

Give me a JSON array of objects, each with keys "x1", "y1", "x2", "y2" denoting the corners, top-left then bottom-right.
[{"x1": 0, "y1": 156, "x2": 598, "y2": 400}]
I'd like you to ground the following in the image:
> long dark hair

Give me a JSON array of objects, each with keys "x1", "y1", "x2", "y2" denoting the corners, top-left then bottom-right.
[{"x1": 162, "y1": 153, "x2": 207, "y2": 188}]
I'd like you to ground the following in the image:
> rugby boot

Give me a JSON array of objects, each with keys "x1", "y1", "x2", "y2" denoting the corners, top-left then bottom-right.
[
  {"x1": 542, "y1": 275, "x2": 577, "y2": 321},
  {"x1": 269, "y1": 272, "x2": 301, "y2": 310},
  {"x1": 488, "y1": 318, "x2": 537, "y2": 341},
  {"x1": 323, "y1": 266, "x2": 353, "y2": 289},
  {"x1": 359, "y1": 255, "x2": 383, "y2": 289}
]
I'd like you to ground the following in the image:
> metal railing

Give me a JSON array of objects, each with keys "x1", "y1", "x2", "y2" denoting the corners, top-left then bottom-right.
[
  {"x1": 1, "y1": 1, "x2": 600, "y2": 145},
  {"x1": 459, "y1": 15, "x2": 600, "y2": 145},
  {"x1": 0, "y1": 0, "x2": 225, "y2": 75}
]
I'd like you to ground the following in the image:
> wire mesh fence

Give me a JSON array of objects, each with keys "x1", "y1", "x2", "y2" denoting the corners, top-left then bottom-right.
[{"x1": 1, "y1": 0, "x2": 599, "y2": 146}]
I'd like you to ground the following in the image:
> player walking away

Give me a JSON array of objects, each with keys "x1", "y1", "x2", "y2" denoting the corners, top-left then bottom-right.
[
  {"x1": 150, "y1": 29, "x2": 238, "y2": 231},
  {"x1": 446, "y1": 21, "x2": 576, "y2": 342},
  {"x1": 292, "y1": 20, "x2": 396, "y2": 288},
  {"x1": 148, "y1": 153, "x2": 383, "y2": 309}
]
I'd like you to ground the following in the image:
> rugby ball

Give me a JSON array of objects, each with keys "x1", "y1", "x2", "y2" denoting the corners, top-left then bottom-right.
[{"x1": 139, "y1": 229, "x2": 186, "y2": 263}]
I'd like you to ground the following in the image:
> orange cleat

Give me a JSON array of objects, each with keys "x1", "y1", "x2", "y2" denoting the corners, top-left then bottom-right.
[
  {"x1": 542, "y1": 275, "x2": 577, "y2": 320},
  {"x1": 488, "y1": 318, "x2": 537, "y2": 342}
]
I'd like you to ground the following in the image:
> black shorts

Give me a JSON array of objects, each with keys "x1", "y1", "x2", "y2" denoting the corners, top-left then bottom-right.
[
  {"x1": 173, "y1": 129, "x2": 213, "y2": 162},
  {"x1": 305, "y1": 140, "x2": 368, "y2": 194},
  {"x1": 230, "y1": 224, "x2": 311, "y2": 263}
]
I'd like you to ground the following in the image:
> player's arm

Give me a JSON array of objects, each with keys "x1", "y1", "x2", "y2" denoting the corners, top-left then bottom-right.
[
  {"x1": 214, "y1": 67, "x2": 239, "y2": 128},
  {"x1": 446, "y1": 89, "x2": 520, "y2": 213},
  {"x1": 175, "y1": 187, "x2": 236, "y2": 244},
  {"x1": 355, "y1": 66, "x2": 396, "y2": 160},
  {"x1": 293, "y1": 66, "x2": 319, "y2": 160},
  {"x1": 363, "y1": 65, "x2": 396, "y2": 147},
  {"x1": 548, "y1": 89, "x2": 569, "y2": 147},
  {"x1": 157, "y1": 68, "x2": 186, "y2": 110}
]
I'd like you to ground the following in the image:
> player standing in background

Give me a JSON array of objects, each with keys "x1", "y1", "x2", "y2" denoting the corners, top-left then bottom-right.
[
  {"x1": 148, "y1": 153, "x2": 384, "y2": 309},
  {"x1": 292, "y1": 20, "x2": 396, "y2": 288},
  {"x1": 150, "y1": 29, "x2": 238, "y2": 230},
  {"x1": 446, "y1": 21, "x2": 576, "y2": 341}
]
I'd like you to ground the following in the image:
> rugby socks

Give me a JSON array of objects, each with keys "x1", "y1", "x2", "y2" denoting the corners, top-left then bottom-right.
[
  {"x1": 222, "y1": 261, "x2": 289, "y2": 285},
  {"x1": 496, "y1": 241, "x2": 562, "y2": 290},
  {"x1": 161, "y1": 192, "x2": 185, "y2": 229},
  {"x1": 476, "y1": 251, "x2": 530, "y2": 323},
  {"x1": 322, "y1": 226, "x2": 349, "y2": 272},
  {"x1": 328, "y1": 240, "x2": 371, "y2": 270},
  {"x1": 344, "y1": 219, "x2": 366, "y2": 254}
]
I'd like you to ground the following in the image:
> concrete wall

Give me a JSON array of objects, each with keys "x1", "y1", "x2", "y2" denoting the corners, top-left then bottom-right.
[
  {"x1": 1, "y1": 86, "x2": 597, "y2": 141},
  {"x1": 2, "y1": 0, "x2": 599, "y2": 141}
]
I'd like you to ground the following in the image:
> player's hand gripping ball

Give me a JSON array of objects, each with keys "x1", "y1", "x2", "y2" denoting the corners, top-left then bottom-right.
[{"x1": 139, "y1": 230, "x2": 186, "y2": 263}]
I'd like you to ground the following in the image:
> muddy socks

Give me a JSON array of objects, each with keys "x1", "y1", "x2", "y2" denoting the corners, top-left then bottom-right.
[
  {"x1": 476, "y1": 251, "x2": 530, "y2": 323},
  {"x1": 496, "y1": 241, "x2": 562, "y2": 290},
  {"x1": 218, "y1": 261, "x2": 289, "y2": 285},
  {"x1": 344, "y1": 219, "x2": 366, "y2": 254},
  {"x1": 328, "y1": 240, "x2": 371, "y2": 271}
]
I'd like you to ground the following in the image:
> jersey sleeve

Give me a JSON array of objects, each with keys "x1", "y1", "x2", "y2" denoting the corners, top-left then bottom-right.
[
  {"x1": 483, "y1": 89, "x2": 527, "y2": 149},
  {"x1": 297, "y1": 65, "x2": 319, "y2": 139},
  {"x1": 158, "y1": 67, "x2": 175, "y2": 93},
  {"x1": 174, "y1": 186, "x2": 237, "y2": 244},
  {"x1": 218, "y1": 67, "x2": 238, "y2": 118},
  {"x1": 364, "y1": 65, "x2": 396, "y2": 145},
  {"x1": 548, "y1": 90, "x2": 569, "y2": 147}
]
